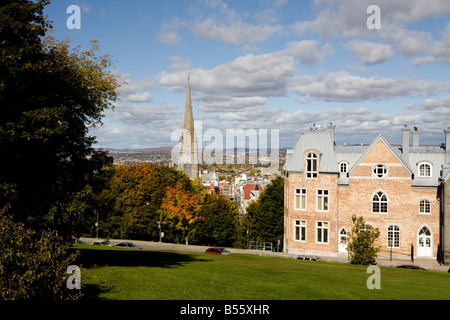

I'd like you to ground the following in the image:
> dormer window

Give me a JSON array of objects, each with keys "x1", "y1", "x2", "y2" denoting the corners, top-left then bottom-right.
[
  {"x1": 418, "y1": 162, "x2": 432, "y2": 177},
  {"x1": 339, "y1": 161, "x2": 348, "y2": 173},
  {"x1": 306, "y1": 152, "x2": 318, "y2": 179}
]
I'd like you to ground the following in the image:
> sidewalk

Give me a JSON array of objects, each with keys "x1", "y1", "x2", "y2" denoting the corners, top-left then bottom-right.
[{"x1": 80, "y1": 237, "x2": 450, "y2": 272}]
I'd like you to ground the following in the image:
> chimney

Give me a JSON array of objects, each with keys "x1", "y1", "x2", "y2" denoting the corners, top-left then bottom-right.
[
  {"x1": 327, "y1": 122, "x2": 336, "y2": 146},
  {"x1": 412, "y1": 127, "x2": 419, "y2": 148},
  {"x1": 445, "y1": 127, "x2": 450, "y2": 151},
  {"x1": 401, "y1": 125, "x2": 411, "y2": 158}
]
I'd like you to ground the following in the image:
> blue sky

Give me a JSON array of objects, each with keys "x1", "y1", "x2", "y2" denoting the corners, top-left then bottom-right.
[{"x1": 44, "y1": 0, "x2": 450, "y2": 149}]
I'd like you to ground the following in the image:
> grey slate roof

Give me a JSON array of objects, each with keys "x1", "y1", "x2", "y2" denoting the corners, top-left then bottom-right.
[
  {"x1": 283, "y1": 131, "x2": 339, "y2": 173},
  {"x1": 284, "y1": 128, "x2": 449, "y2": 188}
]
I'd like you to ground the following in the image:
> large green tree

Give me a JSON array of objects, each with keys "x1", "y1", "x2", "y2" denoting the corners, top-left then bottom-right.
[
  {"x1": 0, "y1": 0, "x2": 120, "y2": 236},
  {"x1": 247, "y1": 177, "x2": 284, "y2": 250}
]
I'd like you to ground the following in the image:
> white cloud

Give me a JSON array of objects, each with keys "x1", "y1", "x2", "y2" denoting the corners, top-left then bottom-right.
[
  {"x1": 412, "y1": 24, "x2": 450, "y2": 66},
  {"x1": 167, "y1": 56, "x2": 192, "y2": 71},
  {"x1": 293, "y1": 71, "x2": 450, "y2": 102},
  {"x1": 345, "y1": 40, "x2": 394, "y2": 65},
  {"x1": 284, "y1": 40, "x2": 333, "y2": 65},
  {"x1": 158, "y1": 52, "x2": 295, "y2": 109},
  {"x1": 126, "y1": 92, "x2": 152, "y2": 103}
]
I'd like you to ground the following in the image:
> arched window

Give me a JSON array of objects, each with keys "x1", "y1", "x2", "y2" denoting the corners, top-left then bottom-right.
[
  {"x1": 339, "y1": 162, "x2": 348, "y2": 173},
  {"x1": 419, "y1": 200, "x2": 431, "y2": 214},
  {"x1": 373, "y1": 191, "x2": 388, "y2": 213},
  {"x1": 305, "y1": 152, "x2": 318, "y2": 179},
  {"x1": 418, "y1": 162, "x2": 432, "y2": 177}
]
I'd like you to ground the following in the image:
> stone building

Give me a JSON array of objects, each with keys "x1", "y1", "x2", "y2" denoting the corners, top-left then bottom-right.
[{"x1": 284, "y1": 124, "x2": 450, "y2": 261}]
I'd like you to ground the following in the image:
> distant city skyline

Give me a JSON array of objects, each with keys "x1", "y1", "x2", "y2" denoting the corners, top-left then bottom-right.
[{"x1": 44, "y1": 0, "x2": 450, "y2": 149}]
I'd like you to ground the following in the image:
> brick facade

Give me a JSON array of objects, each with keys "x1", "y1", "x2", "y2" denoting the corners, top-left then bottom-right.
[{"x1": 284, "y1": 126, "x2": 446, "y2": 260}]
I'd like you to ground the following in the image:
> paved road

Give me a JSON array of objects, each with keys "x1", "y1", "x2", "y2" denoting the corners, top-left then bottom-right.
[{"x1": 80, "y1": 237, "x2": 450, "y2": 272}]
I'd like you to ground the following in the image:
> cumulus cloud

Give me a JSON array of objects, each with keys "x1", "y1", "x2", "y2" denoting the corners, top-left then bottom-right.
[
  {"x1": 345, "y1": 40, "x2": 394, "y2": 65},
  {"x1": 293, "y1": 71, "x2": 450, "y2": 102},
  {"x1": 158, "y1": 52, "x2": 295, "y2": 110},
  {"x1": 284, "y1": 40, "x2": 333, "y2": 65}
]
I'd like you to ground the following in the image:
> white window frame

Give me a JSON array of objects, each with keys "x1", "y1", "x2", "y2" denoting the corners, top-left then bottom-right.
[
  {"x1": 373, "y1": 164, "x2": 388, "y2": 178},
  {"x1": 387, "y1": 225, "x2": 400, "y2": 249},
  {"x1": 294, "y1": 188, "x2": 307, "y2": 211},
  {"x1": 418, "y1": 162, "x2": 432, "y2": 178},
  {"x1": 372, "y1": 191, "x2": 388, "y2": 214},
  {"x1": 316, "y1": 221, "x2": 329, "y2": 244},
  {"x1": 419, "y1": 199, "x2": 431, "y2": 215},
  {"x1": 305, "y1": 152, "x2": 318, "y2": 179},
  {"x1": 339, "y1": 161, "x2": 348, "y2": 173},
  {"x1": 316, "y1": 189, "x2": 329, "y2": 212},
  {"x1": 294, "y1": 219, "x2": 307, "y2": 242}
]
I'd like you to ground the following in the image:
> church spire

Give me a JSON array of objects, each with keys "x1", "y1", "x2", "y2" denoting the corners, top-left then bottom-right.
[{"x1": 183, "y1": 75, "x2": 194, "y2": 134}]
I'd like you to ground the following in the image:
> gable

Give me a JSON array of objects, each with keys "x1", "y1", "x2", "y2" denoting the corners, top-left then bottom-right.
[{"x1": 349, "y1": 135, "x2": 413, "y2": 178}]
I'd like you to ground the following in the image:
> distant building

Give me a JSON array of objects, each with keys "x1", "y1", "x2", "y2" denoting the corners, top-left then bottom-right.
[
  {"x1": 177, "y1": 76, "x2": 199, "y2": 180},
  {"x1": 284, "y1": 123, "x2": 450, "y2": 261}
]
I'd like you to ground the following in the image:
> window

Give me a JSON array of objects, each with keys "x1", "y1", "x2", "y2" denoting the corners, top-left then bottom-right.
[
  {"x1": 373, "y1": 164, "x2": 387, "y2": 178},
  {"x1": 294, "y1": 220, "x2": 307, "y2": 242},
  {"x1": 294, "y1": 188, "x2": 307, "y2": 210},
  {"x1": 387, "y1": 225, "x2": 400, "y2": 248},
  {"x1": 372, "y1": 191, "x2": 388, "y2": 213},
  {"x1": 339, "y1": 162, "x2": 348, "y2": 173},
  {"x1": 419, "y1": 200, "x2": 431, "y2": 214},
  {"x1": 306, "y1": 153, "x2": 318, "y2": 179},
  {"x1": 316, "y1": 221, "x2": 329, "y2": 244},
  {"x1": 418, "y1": 162, "x2": 432, "y2": 177},
  {"x1": 317, "y1": 190, "x2": 329, "y2": 211}
]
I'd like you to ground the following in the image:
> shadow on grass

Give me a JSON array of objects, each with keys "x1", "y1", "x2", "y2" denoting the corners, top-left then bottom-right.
[
  {"x1": 70, "y1": 247, "x2": 211, "y2": 300},
  {"x1": 70, "y1": 246, "x2": 210, "y2": 269}
]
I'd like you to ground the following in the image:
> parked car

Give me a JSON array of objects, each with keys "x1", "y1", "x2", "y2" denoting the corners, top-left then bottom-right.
[
  {"x1": 115, "y1": 242, "x2": 142, "y2": 249},
  {"x1": 92, "y1": 240, "x2": 111, "y2": 246},
  {"x1": 294, "y1": 255, "x2": 319, "y2": 261},
  {"x1": 396, "y1": 265, "x2": 427, "y2": 271},
  {"x1": 205, "y1": 247, "x2": 231, "y2": 255}
]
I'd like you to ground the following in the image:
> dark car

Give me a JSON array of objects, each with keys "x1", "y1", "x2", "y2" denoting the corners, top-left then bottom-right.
[
  {"x1": 115, "y1": 242, "x2": 142, "y2": 249},
  {"x1": 295, "y1": 255, "x2": 319, "y2": 261},
  {"x1": 396, "y1": 265, "x2": 427, "y2": 271},
  {"x1": 205, "y1": 247, "x2": 231, "y2": 255}
]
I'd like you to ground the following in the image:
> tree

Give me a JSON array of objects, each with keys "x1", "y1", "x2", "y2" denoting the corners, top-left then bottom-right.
[
  {"x1": 194, "y1": 194, "x2": 239, "y2": 247},
  {"x1": 97, "y1": 164, "x2": 192, "y2": 240},
  {"x1": 347, "y1": 216, "x2": 381, "y2": 265},
  {"x1": 0, "y1": 210, "x2": 81, "y2": 300},
  {"x1": 160, "y1": 182, "x2": 202, "y2": 245},
  {"x1": 0, "y1": 0, "x2": 120, "y2": 237},
  {"x1": 247, "y1": 177, "x2": 284, "y2": 249}
]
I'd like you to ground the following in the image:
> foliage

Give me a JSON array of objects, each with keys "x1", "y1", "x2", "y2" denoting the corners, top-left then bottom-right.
[
  {"x1": 0, "y1": 0, "x2": 120, "y2": 237},
  {"x1": 0, "y1": 211, "x2": 81, "y2": 300},
  {"x1": 97, "y1": 164, "x2": 192, "y2": 241},
  {"x1": 160, "y1": 182, "x2": 202, "y2": 245},
  {"x1": 347, "y1": 216, "x2": 381, "y2": 265},
  {"x1": 193, "y1": 193, "x2": 240, "y2": 247},
  {"x1": 246, "y1": 177, "x2": 284, "y2": 248}
]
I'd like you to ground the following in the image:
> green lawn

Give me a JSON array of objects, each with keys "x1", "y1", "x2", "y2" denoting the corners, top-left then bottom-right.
[{"x1": 72, "y1": 244, "x2": 450, "y2": 300}]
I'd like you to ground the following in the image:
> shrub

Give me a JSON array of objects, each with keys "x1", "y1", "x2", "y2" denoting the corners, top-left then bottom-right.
[
  {"x1": 347, "y1": 216, "x2": 380, "y2": 265},
  {"x1": 0, "y1": 211, "x2": 81, "y2": 300}
]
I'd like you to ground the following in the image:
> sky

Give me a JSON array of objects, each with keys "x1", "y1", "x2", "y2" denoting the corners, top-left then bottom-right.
[{"x1": 43, "y1": 0, "x2": 450, "y2": 150}]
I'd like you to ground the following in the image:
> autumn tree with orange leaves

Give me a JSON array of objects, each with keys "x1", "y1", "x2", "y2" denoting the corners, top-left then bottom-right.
[{"x1": 160, "y1": 182, "x2": 202, "y2": 245}]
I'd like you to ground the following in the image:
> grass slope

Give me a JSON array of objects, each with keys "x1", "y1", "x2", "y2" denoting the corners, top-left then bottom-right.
[{"x1": 72, "y1": 244, "x2": 450, "y2": 300}]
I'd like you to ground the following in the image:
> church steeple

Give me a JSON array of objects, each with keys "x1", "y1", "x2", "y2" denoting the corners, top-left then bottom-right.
[
  {"x1": 178, "y1": 75, "x2": 198, "y2": 180},
  {"x1": 184, "y1": 75, "x2": 194, "y2": 133}
]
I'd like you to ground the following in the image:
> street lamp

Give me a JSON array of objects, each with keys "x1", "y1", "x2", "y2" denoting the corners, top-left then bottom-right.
[{"x1": 94, "y1": 209, "x2": 99, "y2": 239}]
